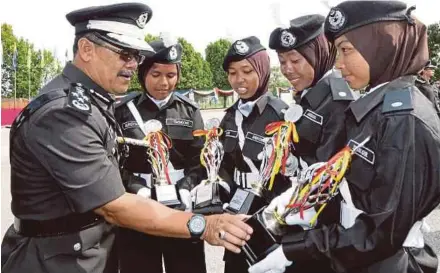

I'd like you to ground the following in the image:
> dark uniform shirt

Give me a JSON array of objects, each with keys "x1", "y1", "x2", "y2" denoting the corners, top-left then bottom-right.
[
  {"x1": 2, "y1": 62, "x2": 125, "y2": 273},
  {"x1": 293, "y1": 71, "x2": 355, "y2": 164},
  {"x1": 415, "y1": 77, "x2": 440, "y2": 116},
  {"x1": 218, "y1": 95, "x2": 291, "y2": 196},
  {"x1": 282, "y1": 76, "x2": 440, "y2": 273},
  {"x1": 115, "y1": 92, "x2": 205, "y2": 193}
]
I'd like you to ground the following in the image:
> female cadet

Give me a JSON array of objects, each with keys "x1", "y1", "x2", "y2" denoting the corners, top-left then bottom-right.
[
  {"x1": 266, "y1": 15, "x2": 355, "y2": 273},
  {"x1": 218, "y1": 36, "x2": 293, "y2": 273},
  {"x1": 115, "y1": 37, "x2": 207, "y2": 273},
  {"x1": 248, "y1": 1, "x2": 440, "y2": 273},
  {"x1": 269, "y1": 14, "x2": 355, "y2": 165}
]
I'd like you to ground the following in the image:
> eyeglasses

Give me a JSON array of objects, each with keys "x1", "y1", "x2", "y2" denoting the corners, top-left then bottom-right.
[{"x1": 85, "y1": 34, "x2": 145, "y2": 65}]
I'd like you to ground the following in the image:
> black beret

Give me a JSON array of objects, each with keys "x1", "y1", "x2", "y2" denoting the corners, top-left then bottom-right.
[
  {"x1": 222, "y1": 36, "x2": 265, "y2": 71},
  {"x1": 269, "y1": 14, "x2": 325, "y2": 52},
  {"x1": 147, "y1": 37, "x2": 183, "y2": 64},
  {"x1": 324, "y1": 1, "x2": 414, "y2": 42},
  {"x1": 66, "y1": 3, "x2": 154, "y2": 52}
]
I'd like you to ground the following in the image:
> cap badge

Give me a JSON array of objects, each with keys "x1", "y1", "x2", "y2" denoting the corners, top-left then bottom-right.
[
  {"x1": 234, "y1": 41, "x2": 249, "y2": 55},
  {"x1": 280, "y1": 30, "x2": 296, "y2": 47},
  {"x1": 136, "y1": 12, "x2": 149, "y2": 28},
  {"x1": 169, "y1": 46, "x2": 178, "y2": 61},
  {"x1": 328, "y1": 8, "x2": 346, "y2": 32}
]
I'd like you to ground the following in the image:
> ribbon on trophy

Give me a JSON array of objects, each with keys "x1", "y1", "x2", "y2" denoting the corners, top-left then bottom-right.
[{"x1": 273, "y1": 136, "x2": 371, "y2": 228}]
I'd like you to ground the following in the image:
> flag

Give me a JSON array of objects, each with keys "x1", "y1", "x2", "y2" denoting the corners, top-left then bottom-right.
[
  {"x1": 40, "y1": 50, "x2": 45, "y2": 68},
  {"x1": 12, "y1": 43, "x2": 18, "y2": 70},
  {"x1": 27, "y1": 47, "x2": 31, "y2": 70}
]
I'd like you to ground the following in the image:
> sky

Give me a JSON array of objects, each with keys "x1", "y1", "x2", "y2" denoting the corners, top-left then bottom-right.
[{"x1": 1, "y1": 0, "x2": 439, "y2": 65}]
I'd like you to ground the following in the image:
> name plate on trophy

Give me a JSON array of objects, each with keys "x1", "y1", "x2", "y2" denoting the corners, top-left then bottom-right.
[
  {"x1": 228, "y1": 189, "x2": 249, "y2": 212},
  {"x1": 195, "y1": 184, "x2": 214, "y2": 205},
  {"x1": 155, "y1": 184, "x2": 180, "y2": 206}
]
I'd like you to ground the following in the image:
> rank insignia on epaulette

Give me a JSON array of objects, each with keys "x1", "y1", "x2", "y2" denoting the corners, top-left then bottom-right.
[
  {"x1": 382, "y1": 89, "x2": 413, "y2": 114},
  {"x1": 67, "y1": 83, "x2": 92, "y2": 114}
]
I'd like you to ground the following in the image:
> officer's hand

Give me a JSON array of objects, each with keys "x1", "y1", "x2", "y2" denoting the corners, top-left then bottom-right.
[
  {"x1": 179, "y1": 189, "x2": 192, "y2": 212},
  {"x1": 248, "y1": 246, "x2": 293, "y2": 273},
  {"x1": 284, "y1": 206, "x2": 317, "y2": 229},
  {"x1": 201, "y1": 214, "x2": 253, "y2": 253}
]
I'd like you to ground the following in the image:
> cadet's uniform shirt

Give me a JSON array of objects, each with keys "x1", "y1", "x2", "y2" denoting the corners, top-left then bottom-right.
[
  {"x1": 282, "y1": 76, "x2": 440, "y2": 273},
  {"x1": 2, "y1": 62, "x2": 125, "y2": 273},
  {"x1": 218, "y1": 95, "x2": 291, "y2": 196},
  {"x1": 115, "y1": 92, "x2": 205, "y2": 192},
  {"x1": 415, "y1": 77, "x2": 440, "y2": 116},
  {"x1": 293, "y1": 71, "x2": 355, "y2": 164}
]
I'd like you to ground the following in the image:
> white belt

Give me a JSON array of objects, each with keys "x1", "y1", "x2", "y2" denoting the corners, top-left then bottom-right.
[
  {"x1": 134, "y1": 169, "x2": 185, "y2": 187},
  {"x1": 234, "y1": 169, "x2": 259, "y2": 189},
  {"x1": 339, "y1": 179, "x2": 429, "y2": 248}
]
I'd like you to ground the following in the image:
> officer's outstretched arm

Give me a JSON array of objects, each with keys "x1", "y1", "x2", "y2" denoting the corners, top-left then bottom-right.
[{"x1": 94, "y1": 193, "x2": 253, "y2": 253}]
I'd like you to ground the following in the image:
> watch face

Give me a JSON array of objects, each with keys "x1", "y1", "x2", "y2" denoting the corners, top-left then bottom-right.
[{"x1": 190, "y1": 216, "x2": 205, "y2": 234}]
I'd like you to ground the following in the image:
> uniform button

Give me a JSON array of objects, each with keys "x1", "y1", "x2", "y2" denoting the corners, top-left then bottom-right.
[
  {"x1": 73, "y1": 243, "x2": 81, "y2": 251},
  {"x1": 391, "y1": 102, "x2": 403, "y2": 108}
]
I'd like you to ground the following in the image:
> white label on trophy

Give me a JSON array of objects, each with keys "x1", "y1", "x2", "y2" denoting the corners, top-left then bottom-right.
[
  {"x1": 155, "y1": 184, "x2": 178, "y2": 202},
  {"x1": 229, "y1": 189, "x2": 249, "y2": 211},
  {"x1": 195, "y1": 184, "x2": 213, "y2": 205}
]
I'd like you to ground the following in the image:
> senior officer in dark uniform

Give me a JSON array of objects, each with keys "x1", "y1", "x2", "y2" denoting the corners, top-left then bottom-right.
[
  {"x1": 269, "y1": 14, "x2": 355, "y2": 165},
  {"x1": 1, "y1": 4, "x2": 253, "y2": 273},
  {"x1": 219, "y1": 36, "x2": 293, "y2": 273},
  {"x1": 249, "y1": 2, "x2": 440, "y2": 273},
  {"x1": 115, "y1": 37, "x2": 207, "y2": 273}
]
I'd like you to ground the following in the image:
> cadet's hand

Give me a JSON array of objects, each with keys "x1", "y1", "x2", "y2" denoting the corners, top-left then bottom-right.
[
  {"x1": 248, "y1": 246, "x2": 293, "y2": 273},
  {"x1": 202, "y1": 214, "x2": 253, "y2": 253},
  {"x1": 137, "y1": 187, "x2": 151, "y2": 199},
  {"x1": 179, "y1": 189, "x2": 192, "y2": 212}
]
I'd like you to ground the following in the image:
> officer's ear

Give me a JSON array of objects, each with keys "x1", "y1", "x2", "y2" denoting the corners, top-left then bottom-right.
[{"x1": 76, "y1": 37, "x2": 94, "y2": 63}]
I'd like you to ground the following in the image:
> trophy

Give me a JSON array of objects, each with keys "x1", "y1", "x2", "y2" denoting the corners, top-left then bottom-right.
[
  {"x1": 144, "y1": 119, "x2": 182, "y2": 208},
  {"x1": 192, "y1": 118, "x2": 229, "y2": 214},
  {"x1": 242, "y1": 136, "x2": 371, "y2": 265},
  {"x1": 225, "y1": 104, "x2": 303, "y2": 215}
]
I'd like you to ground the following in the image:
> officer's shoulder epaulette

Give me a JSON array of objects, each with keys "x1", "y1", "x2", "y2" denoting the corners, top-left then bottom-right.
[
  {"x1": 329, "y1": 77, "x2": 355, "y2": 101},
  {"x1": 267, "y1": 96, "x2": 289, "y2": 117},
  {"x1": 382, "y1": 88, "x2": 413, "y2": 114},
  {"x1": 115, "y1": 91, "x2": 142, "y2": 108},
  {"x1": 66, "y1": 83, "x2": 92, "y2": 115},
  {"x1": 174, "y1": 92, "x2": 199, "y2": 109}
]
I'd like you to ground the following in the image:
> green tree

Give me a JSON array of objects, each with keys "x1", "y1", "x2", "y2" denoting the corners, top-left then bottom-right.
[
  {"x1": 268, "y1": 66, "x2": 290, "y2": 96},
  {"x1": 2, "y1": 23, "x2": 61, "y2": 98},
  {"x1": 205, "y1": 39, "x2": 231, "y2": 89},
  {"x1": 428, "y1": 21, "x2": 440, "y2": 81},
  {"x1": 128, "y1": 34, "x2": 159, "y2": 92},
  {"x1": 176, "y1": 37, "x2": 212, "y2": 90}
]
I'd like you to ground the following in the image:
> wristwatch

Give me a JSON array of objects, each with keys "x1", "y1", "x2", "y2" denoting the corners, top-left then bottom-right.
[{"x1": 187, "y1": 214, "x2": 206, "y2": 239}]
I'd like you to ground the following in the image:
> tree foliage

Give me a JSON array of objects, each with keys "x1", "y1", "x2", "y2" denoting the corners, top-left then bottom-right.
[
  {"x1": 205, "y1": 39, "x2": 231, "y2": 89},
  {"x1": 428, "y1": 21, "x2": 440, "y2": 81}
]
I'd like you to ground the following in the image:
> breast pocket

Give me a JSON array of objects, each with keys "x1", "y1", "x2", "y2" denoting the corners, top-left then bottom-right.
[
  {"x1": 223, "y1": 130, "x2": 238, "y2": 153},
  {"x1": 297, "y1": 110, "x2": 323, "y2": 144},
  {"x1": 242, "y1": 132, "x2": 265, "y2": 161},
  {"x1": 345, "y1": 139, "x2": 376, "y2": 191},
  {"x1": 166, "y1": 118, "x2": 194, "y2": 140}
]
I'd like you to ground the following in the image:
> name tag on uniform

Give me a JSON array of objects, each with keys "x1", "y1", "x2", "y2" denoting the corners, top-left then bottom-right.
[
  {"x1": 245, "y1": 132, "x2": 265, "y2": 144},
  {"x1": 166, "y1": 118, "x2": 193, "y2": 128},
  {"x1": 303, "y1": 109, "x2": 323, "y2": 125},
  {"x1": 225, "y1": 130, "x2": 238, "y2": 138},
  {"x1": 348, "y1": 139, "x2": 375, "y2": 165},
  {"x1": 122, "y1": 120, "x2": 138, "y2": 130}
]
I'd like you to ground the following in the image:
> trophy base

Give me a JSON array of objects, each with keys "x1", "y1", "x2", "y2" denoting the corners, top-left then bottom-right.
[
  {"x1": 224, "y1": 187, "x2": 269, "y2": 215},
  {"x1": 193, "y1": 182, "x2": 229, "y2": 215},
  {"x1": 151, "y1": 184, "x2": 182, "y2": 209},
  {"x1": 243, "y1": 207, "x2": 280, "y2": 265}
]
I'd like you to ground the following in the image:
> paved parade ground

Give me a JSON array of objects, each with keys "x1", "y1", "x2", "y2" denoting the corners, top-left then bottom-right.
[{"x1": 1, "y1": 109, "x2": 439, "y2": 272}]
